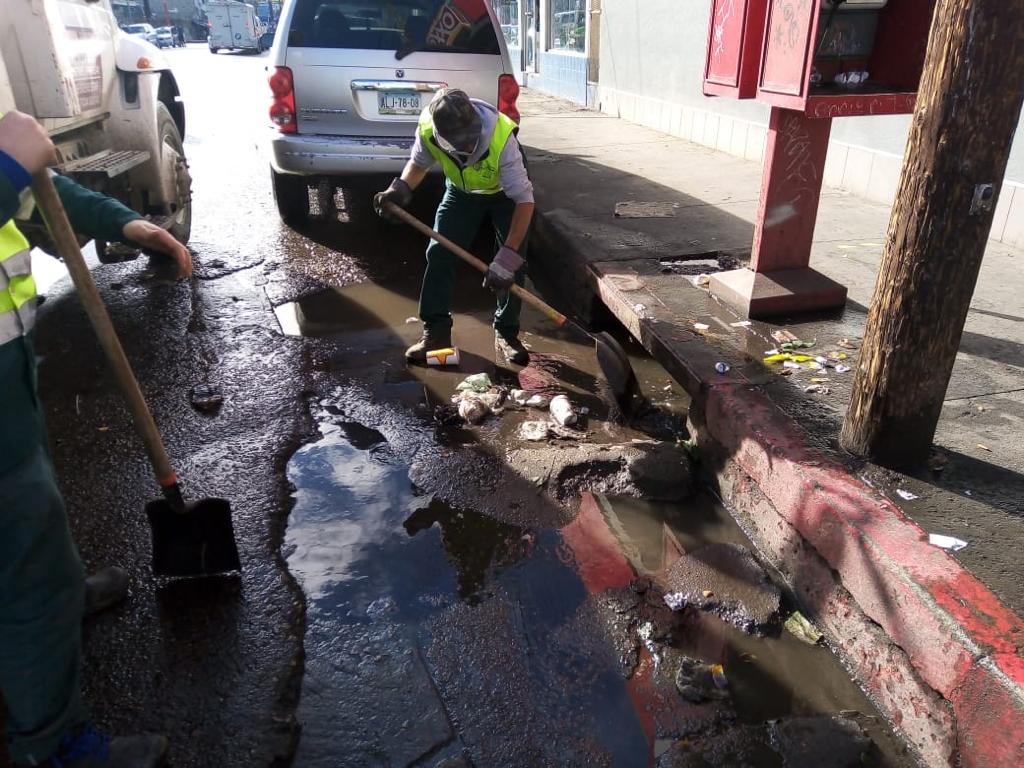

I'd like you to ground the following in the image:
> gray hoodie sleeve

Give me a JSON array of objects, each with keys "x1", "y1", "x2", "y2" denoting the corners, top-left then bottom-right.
[
  {"x1": 499, "y1": 136, "x2": 534, "y2": 204},
  {"x1": 410, "y1": 132, "x2": 437, "y2": 170}
]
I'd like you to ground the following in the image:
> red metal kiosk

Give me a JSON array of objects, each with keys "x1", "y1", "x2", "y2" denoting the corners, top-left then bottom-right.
[{"x1": 703, "y1": 0, "x2": 935, "y2": 317}]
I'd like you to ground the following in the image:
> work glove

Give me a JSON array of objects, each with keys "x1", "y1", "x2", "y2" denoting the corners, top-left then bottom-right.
[
  {"x1": 373, "y1": 178, "x2": 413, "y2": 220},
  {"x1": 483, "y1": 245, "x2": 524, "y2": 294}
]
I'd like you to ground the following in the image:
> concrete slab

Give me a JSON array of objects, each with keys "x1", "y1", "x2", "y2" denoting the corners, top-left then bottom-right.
[
  {"x1": 709, "y1": 267, "x2": 848, "y2": 318},
  {"x1": 664, "y1": 543, "x2": 782, "y2": 634}
]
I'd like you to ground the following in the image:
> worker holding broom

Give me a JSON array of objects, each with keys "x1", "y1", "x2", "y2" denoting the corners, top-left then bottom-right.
[
  {"x1": 374, "y1": 88, "x2": 535, "y2": 366},
  {"x1": 0, "y1": 110, "x2": 188, "y2": 768}
]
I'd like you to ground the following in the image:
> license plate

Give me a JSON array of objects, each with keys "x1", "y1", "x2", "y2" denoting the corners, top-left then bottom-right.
[{"x1": 378, "y1": 91, "x2": 421, "y2": 115}]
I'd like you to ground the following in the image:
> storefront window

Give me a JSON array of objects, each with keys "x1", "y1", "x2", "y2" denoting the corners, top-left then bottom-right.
[
  {"x1": 550, "y1": 0, "x2": 585, "y2": 52},
  {"x1": 492, "y1": 0, "x2": 520, "y2": 48}
]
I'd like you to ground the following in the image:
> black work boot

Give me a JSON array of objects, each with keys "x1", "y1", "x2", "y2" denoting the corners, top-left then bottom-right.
[
  {"x1": 84, "y1": 566, "x2": 130, "y2": 617},
  {"x1": 405, "y1": 329, "x2": 452, "y2": 364},
  {"x1": 495, "y1": 329, "x2": 529, "y2": 366},
  {"x1": 41, "y1": 724, "x2": 168, "y2": 768}
]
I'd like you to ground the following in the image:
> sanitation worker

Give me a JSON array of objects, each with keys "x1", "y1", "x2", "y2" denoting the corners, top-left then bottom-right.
[
  {"x1": 374, "y1": 88, "x2": 534, "y2": 366},
  {"x1": 0, "y1": 109, "x2": 190, "y2": 768}
]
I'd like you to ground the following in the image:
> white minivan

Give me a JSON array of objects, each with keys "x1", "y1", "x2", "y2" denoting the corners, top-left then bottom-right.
[{"x1": 267, "y1": 0, "x2": 519, "y2": 223}]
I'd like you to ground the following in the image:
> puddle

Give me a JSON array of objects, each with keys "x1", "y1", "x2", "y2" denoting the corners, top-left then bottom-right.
[
  {"x1": 280, "y1": 277, "x2": 910, "y2": 766},
  {"x1": 594, "y1": 494, "x2": 914, "y2": 767}
]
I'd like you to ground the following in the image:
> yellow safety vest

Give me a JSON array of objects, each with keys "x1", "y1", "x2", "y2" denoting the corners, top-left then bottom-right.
[
  {"x1": 0, "y1": 196, "x2": 36, "y2": 346},
  {"x1": 418, "y1": 109, "x2": 518, "y2": 195}
]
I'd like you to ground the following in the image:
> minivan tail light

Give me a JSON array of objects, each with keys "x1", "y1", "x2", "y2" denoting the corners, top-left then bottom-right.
[
  {"x1": 498, "y1": 74, "x2": 520, "y2": 124},
  {"x1": 269, "y1": 66, "x2": 297, "y2": 134}
]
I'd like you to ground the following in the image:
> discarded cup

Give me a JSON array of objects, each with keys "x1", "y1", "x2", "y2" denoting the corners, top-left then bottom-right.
[{"x1": 426, "y1": 347, "x2": 461, "y2": 367}]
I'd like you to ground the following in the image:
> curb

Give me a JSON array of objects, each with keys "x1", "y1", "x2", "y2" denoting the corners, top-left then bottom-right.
[{"x1": 533, "y1": 210, "x2": 1024, "y2": 768}]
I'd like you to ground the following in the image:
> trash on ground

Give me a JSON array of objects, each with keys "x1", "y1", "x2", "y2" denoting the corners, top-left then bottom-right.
[
  {"x1": 456, "y1": 373, "x2": 492, "y2": 393},
  {"x1": 929, "y1": 533, "x2": 968, "y2": 552},
  {"x1": 764, "y1": 348, "x2": 779, "y2": 356},
  {"x1": 827, "y1": 351, "x2": 849, "y2": 361},
  {"x1": 715, "y1": 362, "x2": 731, "y2": 374},
  {"x1": 977, "y1": 443, "x2": 992, "y2": 452},
  {"x1": 458, "y1": 395, "x2": 490, "y2": 424},
  {"x1": 633, "y1": 303, "x2": 647, "y2": 315},
  {"x1": 426, "y1": 347, "x2": 460, "y2": 367},
  {"x1": 784, "y1": 611, "x2": 823, "y2": 645},
  {"x1": 692, "y1": 274, "x2": 711, "y2": 287},
  {"x1": 549, "y1": 394, "x2": 577, "y2": 427},
  {"x1": 780, "y1": 340, "x2": 815, "y2": 351},
  {"x1": 433, "y1": 404, "x2": 462, "y2": 427},
  {"x1": 674, "y1": 657, "x2": 730, "y2": 703},
  {"x1": 763, "y1": 353, "x2": 816, "y2": 364},
  {"x1": 730, "y1": 320, "x2": 752, "y2": 328},
  {"x1": 190, "y1": 383, "x2": 224, "y2": 413},
  {"x1": 837, "y1": 338, "x2": 860, "y2": 349},
  {"x1": 771, "y1": 329, "x2": 800, "y2": 344},
  {"x1": 806, "y1": 361, "x2": 824, "y2": 370},
  {"x1": 518, "y1": 421, "x2": 551, "y2": 441},
  {"x1": 965, "y1": 489, "x2": 973, "y2": 497},
  {"x1": 896, "y1": 489, "x2": 918, "y2": 501},
  {"x1": 810, "y1": 377, "x2": 830, "y2": 384},
  {"x1": 614, "y1": 201, "x2": 678, "y2": 218},
  {"x1": 694, "y1": 322, "x2": 710, "y2": 331},
  {"x1": 783, "y1": 360, "x2": 803, "y2": 370},
  {"x1": 510, "y1": 389, "x2": 550, "y2": 408},
  {"x1": 404, "y1": 316, "x2": 420, "y2": 324},
  {"x1": 804, "y1": 384, "x2": 831, "y2": 394},
  {"x1": 835, "y1": 364, "x2": 852, "y2": 373}
]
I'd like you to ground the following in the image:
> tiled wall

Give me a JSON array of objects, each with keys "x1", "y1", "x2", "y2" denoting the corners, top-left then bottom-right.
[
  {"x1": 527, "y1": 51, "x2": 588, "y2": 105},
  {"x1": 597, "y1": 86, "x2": 1024, "y2": 249}
]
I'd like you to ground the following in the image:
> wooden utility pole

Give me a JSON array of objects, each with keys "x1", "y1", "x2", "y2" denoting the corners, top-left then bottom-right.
[{"x1": 840, "y1": 0, "x2": 1024, "y2": 467}]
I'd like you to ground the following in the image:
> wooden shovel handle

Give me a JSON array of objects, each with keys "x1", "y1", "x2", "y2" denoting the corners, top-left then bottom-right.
[
  {"x1": 32, "y1": 172, "x2": 178, "y2": 490},
  {"x1": 386, "y1": 202, "x2": 568, "y2": 327}
]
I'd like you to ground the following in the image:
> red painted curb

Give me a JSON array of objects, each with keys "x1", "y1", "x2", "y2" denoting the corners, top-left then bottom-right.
[{"x1": 704, "y1": 382, "x2": 1024, "y2": 768}]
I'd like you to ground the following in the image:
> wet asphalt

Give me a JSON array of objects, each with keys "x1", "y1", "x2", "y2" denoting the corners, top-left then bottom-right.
[{"x1": 12, "y1": 46, "x2": 915, "y2": 767}]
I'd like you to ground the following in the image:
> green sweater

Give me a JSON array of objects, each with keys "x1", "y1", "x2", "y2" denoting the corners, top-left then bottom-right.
[{"x1": 1, "y1": 172, "x2": 142, "y2": 473}]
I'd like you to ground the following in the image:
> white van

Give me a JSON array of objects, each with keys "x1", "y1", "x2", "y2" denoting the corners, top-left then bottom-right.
[{"x1": 207, "y1": 0, "x2": 268, "y2": 54}]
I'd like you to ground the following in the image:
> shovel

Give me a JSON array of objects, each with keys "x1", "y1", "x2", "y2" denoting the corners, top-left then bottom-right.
[
  {"x1": 385, "y1": 202, "x2": 640, "y2": 406},
  {"x1": 32, "y1": 172, "x2": 241, "y2": 578}
]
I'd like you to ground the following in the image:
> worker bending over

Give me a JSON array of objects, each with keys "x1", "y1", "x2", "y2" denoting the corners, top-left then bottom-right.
[{"x1": 375, "y1": 88, "x2": 535, "y2": 366}]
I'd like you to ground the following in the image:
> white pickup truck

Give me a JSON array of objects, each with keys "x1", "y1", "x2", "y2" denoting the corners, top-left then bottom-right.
[{"x1": 0, "y1": 0, "x2": 191, "y2": 260}]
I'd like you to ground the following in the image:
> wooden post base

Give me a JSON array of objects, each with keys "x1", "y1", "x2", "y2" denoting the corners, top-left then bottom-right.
[{"x1": 709, "y1": 267, "x2": 847, "y2": 319}]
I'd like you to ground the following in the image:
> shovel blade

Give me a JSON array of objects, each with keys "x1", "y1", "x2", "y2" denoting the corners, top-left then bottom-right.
[
  {"x1": 146, "y1": 497, "x2": 241, "y2": 577},
  {"x1": 593, "y1": 330, "x2": 639, "y2": 405}
]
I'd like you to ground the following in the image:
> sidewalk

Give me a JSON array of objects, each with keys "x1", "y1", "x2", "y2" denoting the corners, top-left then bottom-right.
[{"x1": 519, "y1": 89, "x2": 1024, "y2": 767}]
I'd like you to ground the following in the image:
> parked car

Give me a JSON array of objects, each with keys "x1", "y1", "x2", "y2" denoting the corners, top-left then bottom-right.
[
  {"x1": 124, "y1": 22, "x2": 158, "y2": 46},
  {"x1": 156, "y1": 26, "x2": 174, "y2": 48},
  {"x1": 267, "y1": 0, "x2": 520, "y2": 224}
]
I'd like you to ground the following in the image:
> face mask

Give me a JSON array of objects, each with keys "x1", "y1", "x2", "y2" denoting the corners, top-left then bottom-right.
[{"x1": 435, "y1": 130, "x2": 479, "y2": 161}]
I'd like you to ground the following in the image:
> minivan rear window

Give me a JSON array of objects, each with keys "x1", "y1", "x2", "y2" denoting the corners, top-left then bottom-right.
[{"x1": 287, "y1": 0, "x2": 500, "y2": 56}]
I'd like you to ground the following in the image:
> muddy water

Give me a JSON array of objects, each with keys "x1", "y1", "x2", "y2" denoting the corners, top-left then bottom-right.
[{"x1": 281, "y1": 278, "x2": 913, "y2": 766}]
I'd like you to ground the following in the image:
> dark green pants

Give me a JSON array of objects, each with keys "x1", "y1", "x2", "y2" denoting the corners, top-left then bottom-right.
[
  {"x1": 419, "y1": 185, "x2": 528, "y2": 336},
  {"x1": 0, "y1": 353, "x2": 87, "y2": 764}
]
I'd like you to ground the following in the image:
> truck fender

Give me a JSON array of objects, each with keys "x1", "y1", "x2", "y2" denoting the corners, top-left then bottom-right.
[
  {"x1": 105, "y1": 66, "x2": 186, "y2": 213},
  {"x1": 114, "y1": 33, "x2": 171, "y2": 73}
]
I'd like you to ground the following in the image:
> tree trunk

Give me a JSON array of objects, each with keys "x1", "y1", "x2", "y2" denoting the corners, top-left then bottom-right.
[{"x1": 839, "y1": 0, "x2": 1024, "y2": 467}]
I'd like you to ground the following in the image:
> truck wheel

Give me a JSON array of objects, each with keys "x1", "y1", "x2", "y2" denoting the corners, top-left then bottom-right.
[
  {"x1": 210, "y1": 46, "x2": 218, "y2": 53},
  {"x1": 156, "y1": 102, "x2": 192, "y2": 243},
  {"x1": 272, "y1": 169, "x2": 309, "y2": 225}
]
